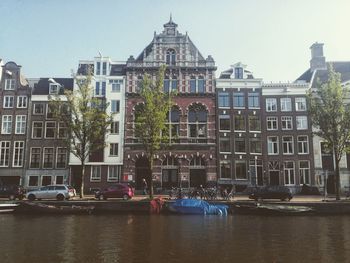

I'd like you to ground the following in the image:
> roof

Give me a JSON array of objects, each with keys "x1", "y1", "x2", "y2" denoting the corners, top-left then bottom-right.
[
  {"x1": 32, "y1": 78, "x2": 74, "y2": 95},
  {"x1": 296, "y1": 62, "x2": 350, "y2": 88},
  {"x1": 110, "y1": 64, "x2": 126, "y2": 76},
  {"x1": 219, "y1": 68, "x2": 254, "y2": 79}
]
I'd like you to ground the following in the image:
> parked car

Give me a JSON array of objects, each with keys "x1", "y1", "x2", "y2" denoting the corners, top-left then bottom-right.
[
  {"x1": 0, "y1": 184, "x2": 25, "y2": 200},
  {"x1": 95, "y1": 184, "x2": 134, "y2": 200},
  {"x1": 26, "y1": 185, "x2": 76, "y2": 201},
  {"x1": 249, "y1": 186, "x2": 293, "y2": 201}
]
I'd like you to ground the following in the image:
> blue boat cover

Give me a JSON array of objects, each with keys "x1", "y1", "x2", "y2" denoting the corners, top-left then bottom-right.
[{"x1": 170, "y1": 199, "x2": 228, "y2": 215}]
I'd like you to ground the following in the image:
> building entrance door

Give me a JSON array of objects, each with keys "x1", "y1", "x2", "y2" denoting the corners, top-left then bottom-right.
[
  {"x1": 189, "y1": 169, "x2": 206, "y2": 187},
  {"x1": 269, "y1": 171, "x2": 280, "y2": 185},
  {"x1": 135, "y1": 157, "x2": 151, "y2": 190}
]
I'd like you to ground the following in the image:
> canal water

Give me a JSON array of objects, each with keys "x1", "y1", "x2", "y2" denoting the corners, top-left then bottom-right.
[{"x1": 1, "y1": 214, "x2": 350, "y2": 263}]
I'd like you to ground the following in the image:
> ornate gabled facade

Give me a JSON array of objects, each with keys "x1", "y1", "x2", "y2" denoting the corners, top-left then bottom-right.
[{"x1": 123, "y1": 17, "x2": 217, "y2": 190}]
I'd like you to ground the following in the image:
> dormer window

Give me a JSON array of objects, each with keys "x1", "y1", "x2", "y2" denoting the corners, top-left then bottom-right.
[
  {"x1": 49, "y1": 84, "x2": 59, "y2": 95},
  {"x1": 234, "y1": 67, "x2": 243, "y2": 79},
  {"x1": 166, "y1": 49, "x2": 176, "y2": 65},
  {"x1": 5, "y1": 79, "x2": 15, "y2": 90}
]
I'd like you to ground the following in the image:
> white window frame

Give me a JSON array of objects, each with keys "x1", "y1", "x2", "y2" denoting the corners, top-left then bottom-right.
[
  {"x1": 111, "y1": 100, "x2": 120, "y2": 113},
  {"x1": 45, "y1": 121, "x2": 56, "y2": 139},
  {"x1": 299, "y1": 160, "x2": 310, "y2": 185},
  {"x1": 5, "y1": 79, "x2": 15, "y2": 90},
  {"x1": 110, "y1": 79, "x2": 123, "y2": 93},
  {"x1": 28, "y1": 176, "x2": 39, "y2": 187},
  {"x1": 2, "y1": 115, "x2": 12, "y2": 134},
  {"x1": 298, "y1": 135, "x2": 309, "y2": 154},
  {"x1": 266, "y1": 98, "x2": 277, "y2": 112},
  {"x1": 49, "y1": 83, "x2": 59, "y2": 95},
  {"x1": 56, "y1": 147, "x2": 67, "y2": 169},
  {"x1": 110, "y1": 121, "x2": 119, "y2": 134},
  {"x1": 281, "y1": 116, "x2": 293, "y2": 130},
  {"x1": 58, "y1": 122, "x2": 67, "y2": 138},
  {"x1": 267, "y1": 136, "x2": 279, "y2": 155},
  {"x1": 282, "y1": 136, "x2": 294, "y2": 155},
  {"x1": 29, "y1": 147, "x2": 41, "y2": 169},
  {"x1": 107, "y1": 165, "x2": 121, "y2": 182},
  {"x1": 267, "y1": 116, "x2": 278, "y2": 130},
  {"x1": 91, "y1": 166, "x2": 101, "y2": 182},
  {"x1": 295, "y1": 97, "x2": 307, "y2": 111},
  {"x1": 33, "y1": 103, "x2": 44, "y2": 115},
  {"x1": 17, "y1": 96, "x2": 27, "y2": 108},
  {"x1": 296, "y1": 116, "x2": 308, "y2": 130},
  {"x1": 3, "y1": 96, "x2": 14, "y2": 108},
  {"x1": 43, "y1": 147, "x2": 54, "y2": 169},
  {"x1": 0, "y1": 141, "x2": 11, "y2": 167},
  {"x1": 284, "y1": 161, "x2": 295, "y2": 185},
  {"x1": 15, "y1": 115, "x2": 26, "y2": 134},
  {"x1": 280, "y1": 98, "x2": 292, "y2": 111},
  {"x1": 13, "y1": 141, "x2": 24, "y2": 167},
  {"x1": 110, "y1": 143, "x2": 119, "y2": 156},
  {"x1": 32, "y1": 121, "x2": 43, "y2": 139}
]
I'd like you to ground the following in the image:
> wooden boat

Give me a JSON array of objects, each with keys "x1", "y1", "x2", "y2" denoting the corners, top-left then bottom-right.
[
  {"x1": 17, "y1": 202, "x2": 95, "y2": 215},
  {"x1": 232, "y1": 202, "x2": 314, "y2": 215},
  {"x1": 0, "y1": 203, "x2": 18, "y2": 213}
]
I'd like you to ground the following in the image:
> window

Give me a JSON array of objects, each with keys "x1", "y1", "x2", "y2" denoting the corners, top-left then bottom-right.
[
  {"x1": 280, "y1": 98, "x2": 292, "y2": 111},
  {"x1": 282, "y1": 136, "x2": 294, "y2": 154},
  {"x1": 167, "y1": 108, "x2": 180, "y2": 140},
  {"x1": 267, "y1": 136, "x2": 279, "y2": 155},
  {"x1": 42, "y1": 176, "x2": 52, "y2": 186},
  {"x1": 3, "y1": 96, "x2": 14, "y2": 108},
  {"x1": 284, "y1": 161, "x2": 295, "y2": 185},
  {"x1": 108, "y1": 165, "x2": 121, "y2": 182},
  {"x1": 56, "y1": 176, "x2": 64, "y2": 184},
  {"x1": 2, "y1": 115, "x2": 12, "y2": 134},
  {"x1": 5, "y1": 79, "x2": 15, "y2": 90},
  {"x1": 111, "y1": 121, "x2": 119, "y2": 134},
  {"x1": 267, "y1": 117, "x2": 278, "y2": 130},
  {"x1": 296, "y1": 116, "x2": 308, "y2": 130},
  {"x1": 219, "y1": 115, "x2": 230, "y2": 131},
  {"x1": 166, "y1": 49, "x2": 176, "y2": 65},
  {"x1": 13, "y1": 141, "x2": 24, "y2": 167},
  {"x1": 58, "y1": 122, "x2": 67, "y2": 138},
  {"x1": 102, "y1": 62, "x2": 107, "y2": 75},
  {"x1": 17, "y1": 96, "x2": 27, "y2": 108},
  {"x1": 32, "y1": 122, "x2": 43, "y2": 138},
  {"x1": 250, "y1": 139, "x2": 262, "y2": 154},
  {"x1": 46, "y1": 104, "x2": 54, "y2": 119},
  {"x1": 266, "y1": 98, "x2": 277, "y2": 112},
  {"x1": 29, "y1": 176, "x2": 39, "y2": 187},
  {"x1": 95, "y1": 81, "x2": 106, "y2": 96},
  {"x1": 110, "y1": 79, "x2": 123, "y2": 92},
  {"x1": 33, "y1": 103, "x2": 44, "y2": 115},
  {"x1": 235, "y1": 160, "x2": 247, "y2": 179},
  {"x1": 234, "y1": 67, "x2": 243, "y2": 79},
  {"x1": 30, "y1": 148, "x2": 41, "y2": 169},
  {"x1": 234, "y1": 115, "x2": 245, "y2": 131},
  {"x1": 218, "y1": 92, "x2": 230, "y2": 108},
  {"x1": 220, "y1": 160, "x2": 231, "y2": 179},
  {"x1": 219, "y1": 137, "x2": 231, "y2": 153},
  {"x1": 96, "y1": 62, "x2": 101, "y2": 75},
  {"x1": 0, "y1": 141, "x2": 10, "y2": 167},
  {"x1": 43, "y1": 148, "x2": 54, "y2": 168},
  {"x1": 298, "y1": 136, "x2": 309, "y2": 154},
  {"x1": 49, "y1": 84, "x2": 59, "y2": 94},
  {"x1": 233, "y1": 93, "x2": 245, "y2": 108},
  {"x1": 56, "y1": 148, "x2": 67, "y2": 168},
  {"x1": 189, "y1": 76, "x2": 205, "y2": 93},
  {"x1": 281, "y1": 116, "x2": 293, "y2": 130},
  {"x1": 111, "y1": 100, "x2": 120, "y2": 113},
  {"x1": 299, "y1": 161, "x2": 310, "y2": 185},
  {"x1": 110, "y1": 143, "x2": 119, "y2": 156},
  {"x1": 188, "y1": 104, "x2": 207, "y2": 142},
  {"x1": 248, "y1": 93, "x2": 260, "y2": 108},
  {"x1": 91, "y1": 166, "x2": 101, "y2": 181},
  {"x1": 296, "y1": 97, "x2": 307, "y2": 111},
  {"x1": 45, "y1": 122, "x2": 56, "y2": 138},
  {"x1": 235, "y1": 138, "x2": 246, "y2": 153},
  {"x1": 15, "y1": 115, "x2": 26, "y2": 134},
  {"x1": 249, "y1": 116, "x2": 261, "y2": 131}
]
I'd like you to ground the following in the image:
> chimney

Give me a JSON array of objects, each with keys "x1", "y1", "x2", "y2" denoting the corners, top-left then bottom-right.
[{"x1": 310, "y1": 42, "x2": 326, "y2": 72}]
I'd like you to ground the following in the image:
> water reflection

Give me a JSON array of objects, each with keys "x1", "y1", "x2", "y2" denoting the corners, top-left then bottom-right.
[{"x1": 1, "y1": 215, "x2": 350, "y2": 262}]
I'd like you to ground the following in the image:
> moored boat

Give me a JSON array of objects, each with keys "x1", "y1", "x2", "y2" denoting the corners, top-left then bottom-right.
[
  {"x1": 0, "y1": 203, "x2": 18, "y2": 213},
  {"x1": 16, "y1": 202, "x2": 95, "y2": 214},
  {"x1": 168, "y1": 199, "x2": 228, "y2": 215}
]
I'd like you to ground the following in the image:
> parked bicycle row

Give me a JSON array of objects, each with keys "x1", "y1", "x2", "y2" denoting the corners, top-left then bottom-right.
[{"x1": 169, "y1": 185, "x2": 235, "y2": 201}]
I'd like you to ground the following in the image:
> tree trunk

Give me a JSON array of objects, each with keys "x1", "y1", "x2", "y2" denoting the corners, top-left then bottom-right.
[
  {"x1": 149, "y1": 156, "x2": 154, "y2": 199},
  {"x1": 80, "y1": 163, "x2": 85, "y2": 199},
  {"x1": 335, "y1": 160, "x2": 341, "y2": 201}
]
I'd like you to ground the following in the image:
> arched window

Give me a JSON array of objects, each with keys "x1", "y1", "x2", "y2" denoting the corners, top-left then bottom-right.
[
  {"x1": 166, "y1": 49, "x2": 176, "y2": 65},
  {"x1": 167, "y1": 107, "x2": 180, "y2": 142},
  {"x1": 136, "y1": 76, "x2": 143, "y2": 93},
  {"x1": 188, "y1": 104, "x2": 207, "y2": 143},
  {"x1": 190, "y1": 156, "x2": 205, "y2": 167}
]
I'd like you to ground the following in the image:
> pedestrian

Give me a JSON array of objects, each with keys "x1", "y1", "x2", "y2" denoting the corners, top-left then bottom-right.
[{"x1": 142, "y1": 178, "x2": 148, "y2": 195}]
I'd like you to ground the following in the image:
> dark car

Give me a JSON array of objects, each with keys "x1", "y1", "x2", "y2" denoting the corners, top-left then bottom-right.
[
  {"x1": 95, "y1": 184, "x2": 134, "y2": 200},
  {"x1": 0, "y1": 184, "x2": 25, "y2": 200},
  {"x1": 249, "y1": 186, "x2": 293, "y2": 201}
]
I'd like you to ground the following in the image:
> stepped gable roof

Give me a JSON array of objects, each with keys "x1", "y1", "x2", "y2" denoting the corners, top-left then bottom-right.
[
  {"x1": 32, "y1": 78, "x2": 73, "y2": 95},
  {"x1": 297, "y1": 62, "x2": 350, "y2": 87},
  {"x1": 133, "y1": 17, "x2": 205, "y2": 63}
]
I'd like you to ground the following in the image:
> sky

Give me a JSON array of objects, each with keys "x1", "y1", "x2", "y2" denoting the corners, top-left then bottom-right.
[{"x1": 1, "y1": 0, "x2": 350, "y2": 82}]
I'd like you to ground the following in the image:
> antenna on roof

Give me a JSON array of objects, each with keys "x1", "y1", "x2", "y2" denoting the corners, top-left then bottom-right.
[{"x1": 98, "y1": 51, "x2": 102, "y2": 58}]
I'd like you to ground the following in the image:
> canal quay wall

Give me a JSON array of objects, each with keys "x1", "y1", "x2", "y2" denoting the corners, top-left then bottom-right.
[{"x1": 5, "y1": 195, "x2": 350, "y2": 215}]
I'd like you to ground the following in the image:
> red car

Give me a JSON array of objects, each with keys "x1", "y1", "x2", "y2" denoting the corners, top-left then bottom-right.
[{"x1": 95, "y1": 184, "x2": 134, "y2": 200}]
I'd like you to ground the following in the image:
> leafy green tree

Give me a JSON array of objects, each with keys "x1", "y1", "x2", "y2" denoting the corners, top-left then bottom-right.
[
  {"x1": 49, "y1": 69, "x2": 113, "y2": 198},
  {"x1": 134, "y1": 65, "x2": 174, "y2": 198},
  {"x1": 307, "y1": 66, "x2": 350, "y2": 200}
]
